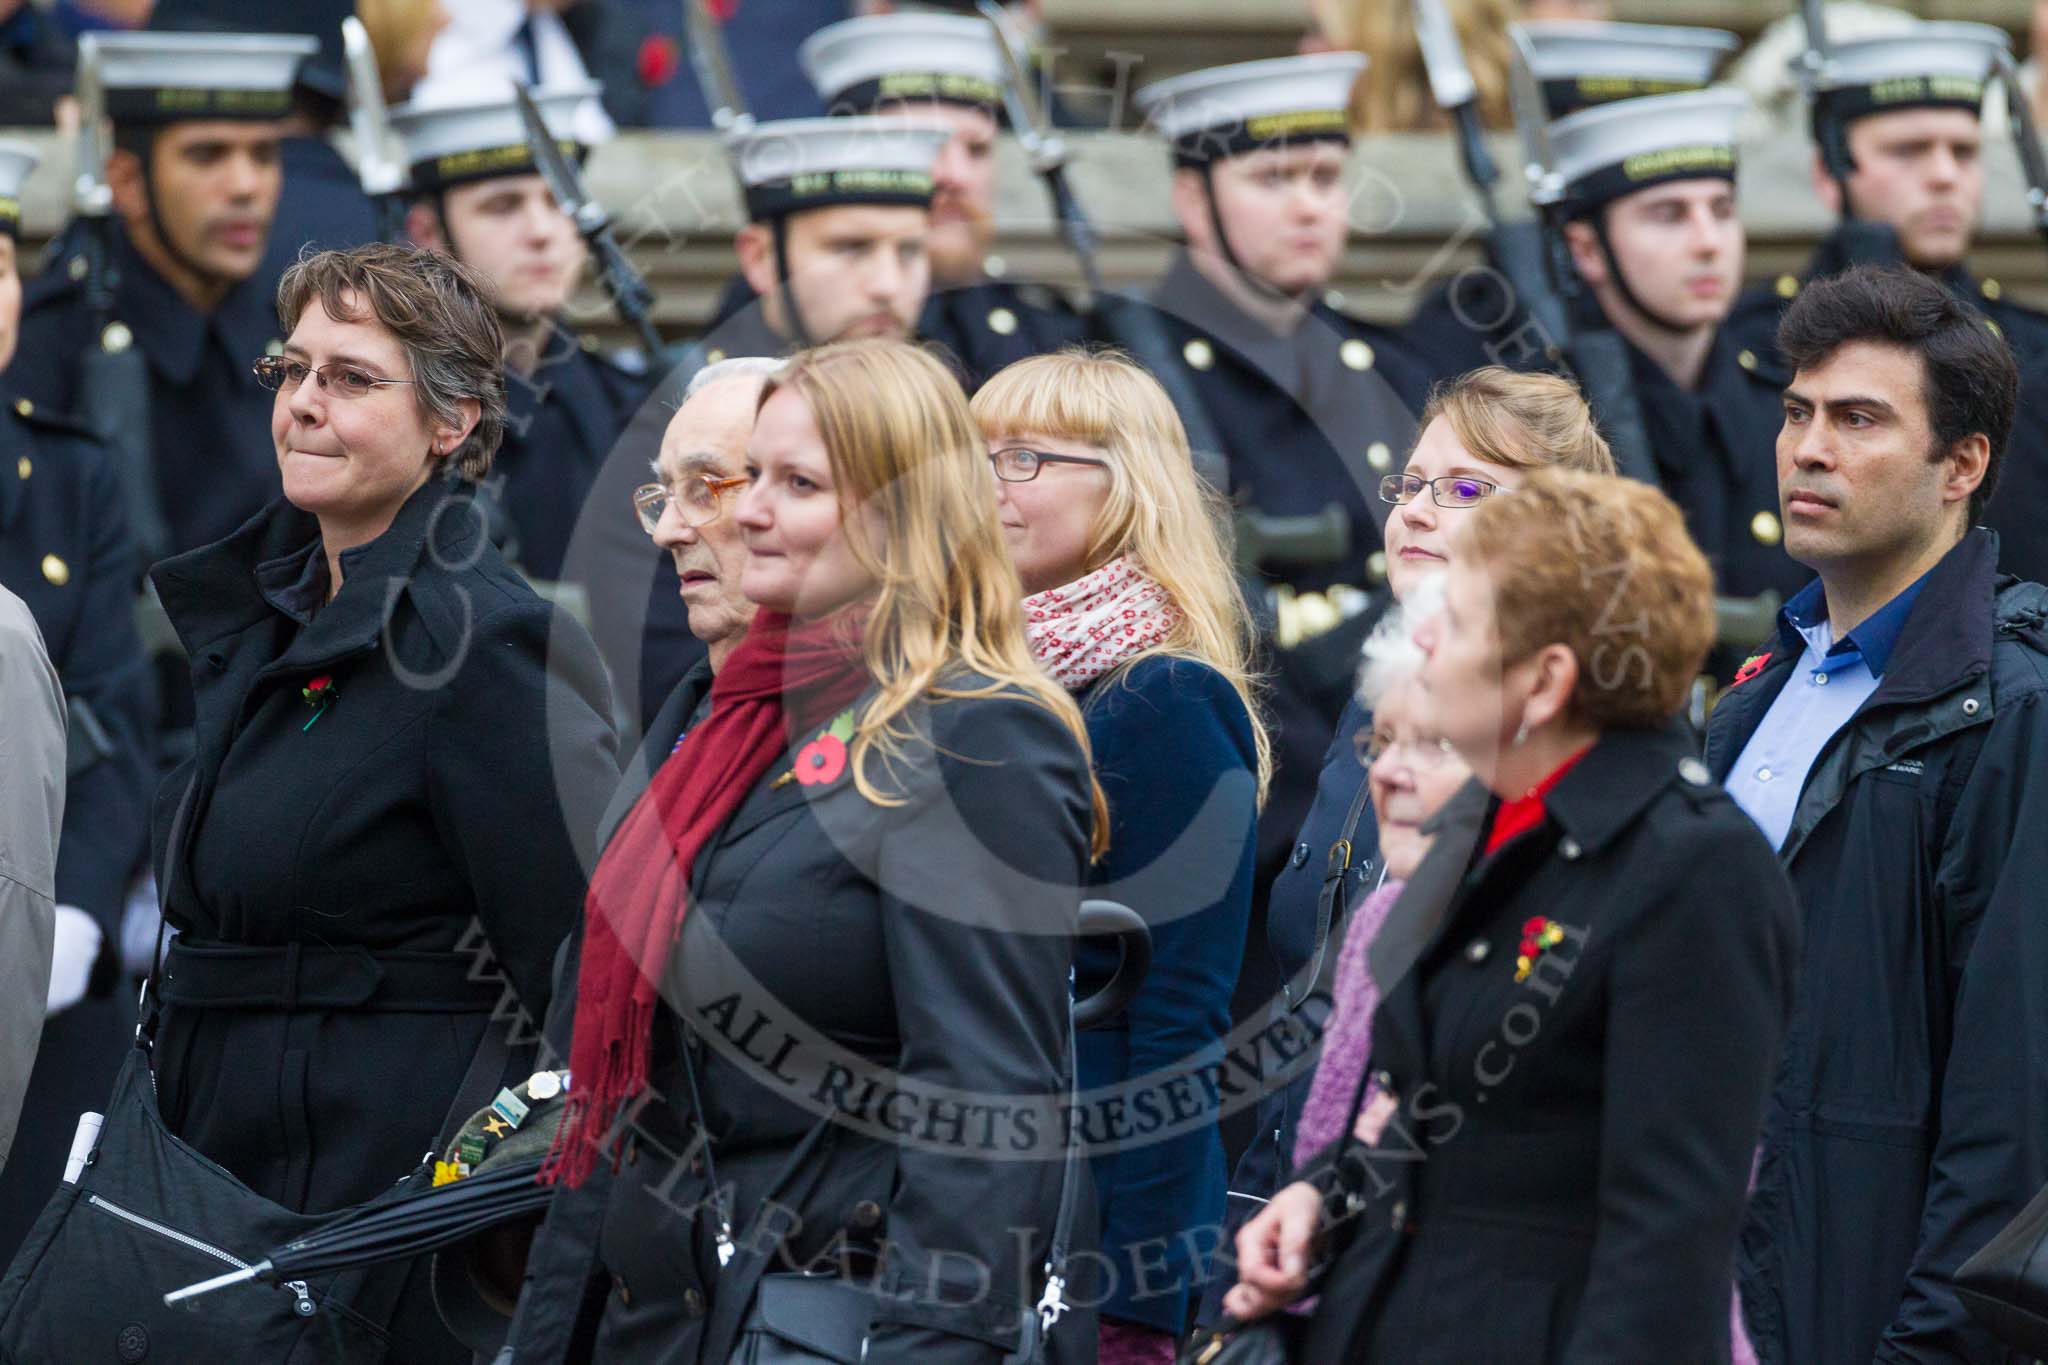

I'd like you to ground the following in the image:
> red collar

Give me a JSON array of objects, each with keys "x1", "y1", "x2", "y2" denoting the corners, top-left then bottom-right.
[{"x1": 1483, "y1": 745, "x2": 1592, "y2": 858}]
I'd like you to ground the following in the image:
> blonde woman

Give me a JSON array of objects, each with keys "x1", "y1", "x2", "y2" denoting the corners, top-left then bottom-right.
[
  {"x1": 973, "y1": 348, "x2": 1269, "y2": 1365},
  {"x1": 545, "y1": 339, "x2": 1105, "y2": 1364}
]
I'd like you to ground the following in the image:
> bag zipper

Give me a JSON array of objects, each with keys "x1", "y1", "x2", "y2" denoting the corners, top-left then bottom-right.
[{"x1": 87, "y1": 1193, "x2": 316, "y2": 1317}]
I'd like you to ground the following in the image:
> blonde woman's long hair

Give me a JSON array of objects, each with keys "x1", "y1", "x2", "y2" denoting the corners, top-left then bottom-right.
[
  {"x1": 762, "y1": 339, "x2": 1109, "y2": 855},
  {"x1": 971, "y1": 347, "x2": 1273, "y2": 805},
  {"x1": 1312, "y1": 0, "x2": 1517, "y2": 134}
]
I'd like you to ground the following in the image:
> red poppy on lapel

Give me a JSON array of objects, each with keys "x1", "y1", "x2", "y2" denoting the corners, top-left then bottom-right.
[{"x1": 1732, "y1": 652, "x2": 1773, "y2": 687}]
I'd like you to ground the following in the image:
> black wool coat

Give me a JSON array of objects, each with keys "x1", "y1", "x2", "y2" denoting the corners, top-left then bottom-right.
[
  {"x1": 1299, "y1": 725, "x2": 1800, "y2": 1364},
  {"x1": 145, "y1": 476, "x2": 618, "y2": 1222},
  {"x1": 579, "y1": 675, "x2": 1093, "y2": 1365}
]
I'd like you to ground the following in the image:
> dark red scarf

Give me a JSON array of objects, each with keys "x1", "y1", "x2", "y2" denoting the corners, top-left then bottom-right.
[{"x1": 542, "y1": 608, "x2": 871, "y2": 1186}]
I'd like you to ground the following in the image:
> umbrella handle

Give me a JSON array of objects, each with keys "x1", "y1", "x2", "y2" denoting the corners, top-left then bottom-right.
[
  {"x1": 163, "y1": 1257, "x2": 272, "y2": 1308},
  {"x1": 1073, "y1": 899, "x2": 1152, "y2": 1031}
]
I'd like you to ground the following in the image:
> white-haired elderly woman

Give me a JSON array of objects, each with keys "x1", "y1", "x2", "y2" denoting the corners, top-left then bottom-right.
[{"x1": 1282, "y1": 576, "x2": 1468, "y2": 1171}]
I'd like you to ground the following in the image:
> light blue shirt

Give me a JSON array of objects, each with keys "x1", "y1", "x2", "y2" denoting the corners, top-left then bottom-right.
[{"x1": 1725, "y1": 572, "x2": 1930, "y2": 850}]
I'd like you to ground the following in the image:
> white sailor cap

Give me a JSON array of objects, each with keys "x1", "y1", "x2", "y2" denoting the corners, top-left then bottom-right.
[
  {"x1": 1135, "y1": 53, "x2": 1365, "y2": 167},
  {"x1": 0, "y1": 140, "x2": 37, "y2": 238},
  {"x1": 84, "y1": 30, "x2": 317, "y2": 126},
  {"x1": 1514, "y1": 21, "x2": 1738, "y2": 119},
  {"x1": 1803, "y1": 21, "x2": 2008, "y2": 123},
  {"x1": 800, "y1": 14, "x2": 1004, "y2": 114},
  {"x1": 727, "y1": 116, "x2": 951, "y2": 221},
  {"x1": 390, "y1": 82, "x2": 602, "y2": 194},
  {"x1": 1551, "y1": 88, "x2": 1746, "y2": 215}
]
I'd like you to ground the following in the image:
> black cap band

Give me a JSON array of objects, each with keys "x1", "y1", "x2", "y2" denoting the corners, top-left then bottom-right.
[
  {"x1": 831, "y1": 71, "x2": 1001, "y2": 113},
  {"x1": 1822, "y1": 74, "x2": 1987, "y2": 125},
  {"x1": 1541, "y1": 74, "x2": 1705, "y2": 120},
  {"x1": 408, "y1": 140, "x2": 584, "y2": 194},
  {"x1": 106, "y1": 84, "x2": 293, "y2": 124},
  {"x1": 743, "y1": 166, "x2": 935, "y2": 220},
  {"x1": 1168, "y1": 108, "x2": 1350, "y2": 167},
  {"x1": 1564, "y1": 145, "x2": 1737, "y2": 215},
  {"x1": 0, "y1": 196, "x2": 19, "y2": 239}
]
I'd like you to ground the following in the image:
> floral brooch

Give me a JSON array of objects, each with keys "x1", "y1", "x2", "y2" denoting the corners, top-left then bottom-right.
[
  {"x1": 772, "y1": 709, "x2": 854, "y2": 790},
  {"x1": 1732, "y1": 652, "x2": 1773, "y2": 687},
  {"x1": 301, "y1": 674, "x2": 337, "y2": 731},
  {"x1": 1516, "y1": 917, "x2": 1567, "y2": 983}
]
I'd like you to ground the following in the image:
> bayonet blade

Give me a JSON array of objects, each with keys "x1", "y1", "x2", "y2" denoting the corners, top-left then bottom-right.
[
  {"x1": 72, "y1": 36, "x2": 111, "y2": 216},
  {"x1": 341, "y1": 18, "x2": 404, "y2": 198},
  {"x1": 512, "y1": 81, "x2": 606, "y2": 233},
  {"x1": 1505, "y1": 25, "x2": 1559, "y2": 203},
  {"x1": 1997, "y1": 50, "x2": 2048, "y2": 232},
  {"x1": 976, "y1": 0, "x2": 1062, "y2": 168},
  {"x1": 1413, "y1": 0, "x2": 1476, "y2": 111},
  {"x1": 685, "y1": 0, "x2": 753, "y2": 135}
]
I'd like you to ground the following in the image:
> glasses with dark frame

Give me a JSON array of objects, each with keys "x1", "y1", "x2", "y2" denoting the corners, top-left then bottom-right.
[
  {"x1": 988, "y1": 447, "x2": 1110, "y2": 483},
  {"x1": 252, "y1": 356, "x2": 416, "y2": 399},
  {"x1": 633, "y1": 474, "x2": 752, "y2": 535},
  {"x1": 1378, "y1": 473, "x2": 1505, "y2": 508}
]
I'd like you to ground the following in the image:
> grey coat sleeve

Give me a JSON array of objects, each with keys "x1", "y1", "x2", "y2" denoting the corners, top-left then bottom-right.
[{"x1": 0, "y1": 588, "x2": 65, "y2": 1169}]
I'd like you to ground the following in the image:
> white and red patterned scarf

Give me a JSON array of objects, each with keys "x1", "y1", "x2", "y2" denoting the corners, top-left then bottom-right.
[{"x1": 1023, "y1": 556, "x2": 1184, "y2": 691}]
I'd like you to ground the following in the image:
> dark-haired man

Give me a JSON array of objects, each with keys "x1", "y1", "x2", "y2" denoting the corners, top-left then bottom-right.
[{"x1": 1706, "y1": 264, "x2": 2048, "y2": 1364}]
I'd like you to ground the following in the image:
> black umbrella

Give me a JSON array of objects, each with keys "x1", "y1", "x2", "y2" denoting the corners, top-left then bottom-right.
[
  {"x1": 165, "y1": 900, "x2": 1153, "y2": 1313},
  {"x1": 162, "y1": 1159, "x2": 553, "y2": 1309}
]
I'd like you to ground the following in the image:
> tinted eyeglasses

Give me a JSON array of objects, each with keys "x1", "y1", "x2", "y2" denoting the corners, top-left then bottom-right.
[
  {"x1": 988, "y1": 447, "x2": 1110, "y2": 483},
  {"x1": 1378, "y1": 473, "x2": 1504, "y2": 508},
  {"x1": 252, "y1": 356, "x2": 415, "y2": 399},
  {"x1": 633, "y1": 474, "x2": 752, "y2": 535}
]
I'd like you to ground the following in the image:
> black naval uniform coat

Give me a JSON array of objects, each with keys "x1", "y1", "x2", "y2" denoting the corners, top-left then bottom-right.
[
  {"x1": 584, "y1": 677, "x2": 1091, "y2": 1365},
  {"x1": 1990, "y1": 351, "x2": 2048, "y2": 584},
  {"x1": 1725, "y1": 243, "x2": 2048, "y2": 371},
  {"x1": 0, "y1": 390, "x2": 155, "y2": 1262},
  {"x1": 1298, "y1": 726, "x2": 1799, "y2": 1364},
  {"x1": 13, "y1": 228, "x2": 285, "y2": 555},
  {"x1": 489, "y1": 324, "x2": 654, "y2": 582},
  {"x1": 261, "y1": 134, "x2": 380, "y2": 269},
  {"x1": 919, "y1": 275, "x2": 1087, "y2": 389},
  {"x1": 143, "y1": 478, "x2": 617, "y2": 1348}
]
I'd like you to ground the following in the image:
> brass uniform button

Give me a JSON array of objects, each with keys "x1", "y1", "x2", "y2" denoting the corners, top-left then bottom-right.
[
  {"x1": 581, "y1": 334, "x2": 599, "y2": 352},
  {"x1": 13, "y1": 396, "x2": 32, "y2": 418},
  {"x1": 101, "y1": 322, "x2": 133, "y2": 354},
  {"x1": 1366, "y1": 550, "x2": 1388, "y2": 583},
  {"x1": 1183, "y1": 338, "x2": 1214, "y2": 371},
  {"x1": 705, "y1": 347, "x2": 727, "y2": 365},
  {"x1": 1751, "y1": 510, "x2": 1782, "y2": 546},
  {"x1": 1982, "y1": 277, "x2": 2004, "y2": 302},
  {"x1": 1366, "y1": 440, "x2": 1392, "y2": 471},
  {"x1": 683, "y1": 1287, "x2": 706, "y2": 1317},
  {"x1": 983, "y1": 253, "x2": 1008, "y2": 278},
  {"x1": 1340, "y1": 338, "x2": 1374, "y2": 371},
  {"x1": 1775, "y1": 274, "x2": 1799, "y2": 300},
  {"x1": 1464, "y1": 938, "x2": 1490, "y2": 964},
  {"x1": 41, "y1": 554, "x2": 69, "y2": 587},
  {"x1": 851, "y1": 1199, "x2": 882, "y2": 1229},
  {"x1": 1323, "y1": 289, "x2": 1347, "y2": 311},
  {"x1": 16, "y1": 456, "x2": 30, "y2": 480},
  {"x1": 1737, "y1": 349, "x2": 1758, "y2": 371},
  {"x1": 987, "y1": 306, "x2": 1018, "y2": 336},
  {"x1": 67, "y1": 254, "x2": 88, "y2": 282},
  {"x1": 264, "y1": 337, "x2": 285, "y2": 358}
]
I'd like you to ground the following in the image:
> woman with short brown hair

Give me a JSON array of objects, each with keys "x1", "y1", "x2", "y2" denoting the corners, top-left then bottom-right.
[
  {"x1": 1222, "y1": 470, "x2": 1799, "y2": 1363},
  {"x1": 134, "y1": 242, "x2": 616, "y2": 1358}
]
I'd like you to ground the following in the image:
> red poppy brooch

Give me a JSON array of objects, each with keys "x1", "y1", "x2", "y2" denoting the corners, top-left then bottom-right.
[
  {"x1": 774, "y1": 709, "x2": 855, "y2": 790},
  {"x1": 1516, "y1": 917, "x2": 1567, "y2": 983},
  {"x1": 1732, "y1": 652, "x2": 1773, "y2": 687},
  {"x1": 301, "y1": 675, "x2": 337, "y2": 731}
]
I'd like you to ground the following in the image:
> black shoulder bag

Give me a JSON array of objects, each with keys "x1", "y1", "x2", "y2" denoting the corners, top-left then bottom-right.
[{"x1": 0, "y1": 779, "x2": 513, "y2": 1363}]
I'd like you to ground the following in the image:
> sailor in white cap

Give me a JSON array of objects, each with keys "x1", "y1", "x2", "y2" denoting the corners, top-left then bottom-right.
[
  {"x1": 0, "y1": 138, "x2": 155, "y2": 1268},
  {"x1": 11, "y1": 28, "x2": 314, "y2": 557},
  {"x1": 717, "y1": 115, "x2": 951, "y2": 355},
  {"x1": 795, "y1": 11, "x2": 1084, "y2": 386},
  {"x1": 1549, "y1": 88, "x2": 1808, "y2": 658},
  {"x1": 1398, "y1": 20, "x2": 1741, "y2": 382},
  {"x1": 1725, "y1": 20, "x2": 2048, "y2": 364},
  {"x1": 392, "y1": 82, "x2": 651, "y2": 584}
]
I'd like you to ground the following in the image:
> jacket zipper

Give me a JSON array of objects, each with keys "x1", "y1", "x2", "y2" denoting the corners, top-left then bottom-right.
[{"x1": 87, "y1": 1194, "x2": 316, "y2": 1317}]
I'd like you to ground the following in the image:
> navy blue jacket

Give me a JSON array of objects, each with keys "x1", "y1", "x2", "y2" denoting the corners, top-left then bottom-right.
[
  {"x1": 261, "y1": 134, "x2": 380, "y2": 271},
  {"x1": 1706, "y1": 529, "x2": 2048, "y2": 1363},
  {"x1": 1072, "y1": 656, "x2": 1259, "y2": 1333}
]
